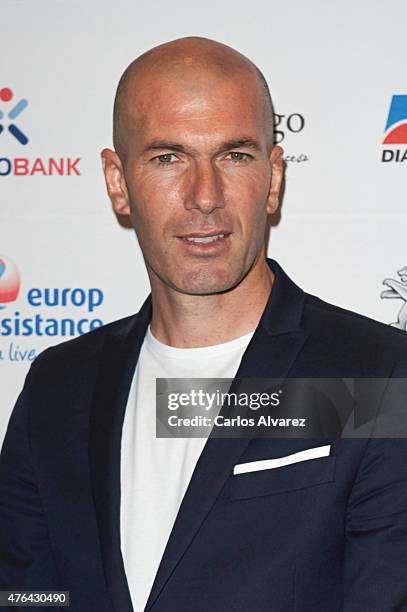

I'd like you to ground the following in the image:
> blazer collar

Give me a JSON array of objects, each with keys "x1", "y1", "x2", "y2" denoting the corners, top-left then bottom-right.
[
  {"x1": 233, "y1": 258, "x2": 308, "y2": 379},
  {"x1": 89, "y1": 258, "x2": 309, "y2": 611},
  {"x1": 263, "y1": 257, "x2": 306, "y2": 335}
]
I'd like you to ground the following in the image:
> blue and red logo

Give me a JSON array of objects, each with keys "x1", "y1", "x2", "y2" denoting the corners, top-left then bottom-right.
[
  {"x1": 0, "y1": 87, "x2": 83, "y2": 177},
  {"x1": 0, "y1": 255, "x2": 21, "y2": 309},
  {"x1": 0, "y1": 88, "x2": 29, "y2": 145},
  {"x1": 382, "y1": 95, "x2": 407, "y2": 163},
  {"x1": 0, "y1": 258, "x2": 105, "y2": 366},
  {"x1": 383, "y1": 95, "x2": 407, "y2": 144}
]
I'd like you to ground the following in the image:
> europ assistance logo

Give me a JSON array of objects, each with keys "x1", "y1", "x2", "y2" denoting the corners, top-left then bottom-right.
[
  {"x1": 0, "y1": 255, "x2": 20, "y2": 307},
  {"x1": 0, "y1": 255, "x2": 104, "y2": 364},
  {"x1": 381, "y1": 95, "x2": 407, "y2": 163}
]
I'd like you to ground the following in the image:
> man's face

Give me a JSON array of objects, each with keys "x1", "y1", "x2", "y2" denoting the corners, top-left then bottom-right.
[{"x1": 103, "y1": 71, "x2": 283, "y2": 295}]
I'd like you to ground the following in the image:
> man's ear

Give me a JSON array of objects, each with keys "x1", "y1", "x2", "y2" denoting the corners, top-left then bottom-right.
[
  {"x1": 267, "y1": 145, "x2": 284, "y2": 214},
  {"x1": 100, "y1": 148, "x2": 130, "y2": 216}
]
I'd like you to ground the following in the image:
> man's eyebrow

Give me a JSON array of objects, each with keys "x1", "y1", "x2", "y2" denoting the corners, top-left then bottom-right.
[
  {"x1": 217, "y1": 138, "x2": 262, "y2": 152},
  {"x1": 143, "y1": 141, "x2": 188, "y2": 154},
  {"x1": 142, "y1": 138, "x2": 262, "y2": 155}
]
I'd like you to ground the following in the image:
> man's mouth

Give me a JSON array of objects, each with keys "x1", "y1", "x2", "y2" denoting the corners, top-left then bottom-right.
[
  {"x1": 182, "y1": 233, "x2": 227, "y2": 244},
  {"x1": 177, "y1": 231, "x2": 231, "y2": 244}
]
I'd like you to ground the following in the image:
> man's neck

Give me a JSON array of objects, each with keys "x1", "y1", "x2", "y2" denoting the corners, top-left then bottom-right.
[{"x1": 148, "y1": 258, "x2": 274, "y2": 348}]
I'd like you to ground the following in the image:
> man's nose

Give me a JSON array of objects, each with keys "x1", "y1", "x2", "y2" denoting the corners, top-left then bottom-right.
[{"x1": 185, "y1": 161, "x2": 224, "y2": 214}]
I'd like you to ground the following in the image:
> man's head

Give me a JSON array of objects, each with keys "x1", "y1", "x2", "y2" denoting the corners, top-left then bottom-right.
[{"x1": 102, "y1": 36, "x2": 283, "y2": 296}]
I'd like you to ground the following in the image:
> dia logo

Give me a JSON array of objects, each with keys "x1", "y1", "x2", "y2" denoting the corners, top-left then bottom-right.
[{"x1": 381, "y1": 95, "x2": 407, "y2": 163}]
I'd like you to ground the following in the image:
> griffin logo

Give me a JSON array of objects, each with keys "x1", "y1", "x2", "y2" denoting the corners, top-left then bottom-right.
[{"x1": 381, "y1": 267, "x2": 407, "y2": 331}]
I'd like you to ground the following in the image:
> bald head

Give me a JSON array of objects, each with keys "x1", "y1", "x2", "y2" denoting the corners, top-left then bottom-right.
[{"x1": 112, "y1": 37, "x2": 274, "y2": 159}]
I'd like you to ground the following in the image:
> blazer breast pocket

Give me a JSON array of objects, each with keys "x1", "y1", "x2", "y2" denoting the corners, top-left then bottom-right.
[{"x1": 228, "y1": 455, "x2": 336, "y2": 501}]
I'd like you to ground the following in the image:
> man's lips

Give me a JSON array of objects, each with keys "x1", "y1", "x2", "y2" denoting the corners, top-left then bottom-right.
[{"x1": 176, "y1": 231, "x2": 232, "y2": 244}]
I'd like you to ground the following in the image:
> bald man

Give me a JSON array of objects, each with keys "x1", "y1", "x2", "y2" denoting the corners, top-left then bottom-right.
[{"x1": 1, "y1": 37, "x2": 407, "y2": 612}]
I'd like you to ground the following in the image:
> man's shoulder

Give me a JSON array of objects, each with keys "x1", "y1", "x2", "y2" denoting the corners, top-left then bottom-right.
[
  {"x1": 269, "y1": 258, "x2": 407, "y2": 362},
  {"x1": 302, "y1": 291, "x2": 407, "y2": 366}
]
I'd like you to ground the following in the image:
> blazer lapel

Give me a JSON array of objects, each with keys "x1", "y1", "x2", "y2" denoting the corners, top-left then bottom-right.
[
  {"x1": 88, "y1": 296, "x2": 152, "y2": 611},
  {"x1": 144, "y1": 259, "x2": 309, "y2": 611}
]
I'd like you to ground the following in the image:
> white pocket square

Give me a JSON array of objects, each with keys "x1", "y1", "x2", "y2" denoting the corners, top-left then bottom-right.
[{"x1": 233, "y1": 445, "x2": 331, "y2": 475}]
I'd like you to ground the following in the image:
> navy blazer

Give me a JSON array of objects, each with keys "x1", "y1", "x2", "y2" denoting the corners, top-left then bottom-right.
[{"x1": 1, "y1": 258, "x2": 407, "y2": 611}]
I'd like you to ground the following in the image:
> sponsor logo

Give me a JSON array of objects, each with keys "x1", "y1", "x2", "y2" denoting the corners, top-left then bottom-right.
[
  {"x1": 381, "y1": 266, "x2": 407, "y2": 331},
  {"x1": 0, "y1": 86, "x2": 82, "y2": 177},
  {"x1": 0, "y1": 255, "x2": 20, "y2": 308},
  {"x1": 0, "y1": 157, "x2": 81, "y2": 176},
  {"x1": 274, "y1": 112, "x2": 308, "y2": 164},
  {"x1": 0, "y1": 256, "x2": 105, "y2": 363},
  {"x1": 381, "y1": 95, "x2": 407, "y2": 163},
  {"x1": 0, "y1": 87, "x2": 29, "y2": 145}
]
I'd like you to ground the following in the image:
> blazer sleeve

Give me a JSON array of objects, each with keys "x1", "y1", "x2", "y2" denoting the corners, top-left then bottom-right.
[
  {"x1": 343, "y1": 435, "x2": 407, "y2": 610},
  {"x1": 0, "y1": 359, "x2": 60, "y2": 602}
]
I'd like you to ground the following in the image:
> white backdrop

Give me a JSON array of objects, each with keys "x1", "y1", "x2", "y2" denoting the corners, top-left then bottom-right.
[{"x1": 1, "y1": 0, "x2": 407, "y2": 444}]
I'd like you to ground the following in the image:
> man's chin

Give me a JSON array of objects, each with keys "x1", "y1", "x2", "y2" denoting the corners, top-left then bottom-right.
[
  {"x1": 172, "y1": 269, "x2": 244, "y2": 296},
  {"x1": 147, "y1": 258, "x2": 252, "y2": 296}
]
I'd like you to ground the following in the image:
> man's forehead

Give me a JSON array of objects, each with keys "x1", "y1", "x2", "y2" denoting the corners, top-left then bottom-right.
[
  {"x1": 123, "y1": 71, "x2": 265, "y2": 135},
  {"x1": 125, "y1": 65, "x2": 262, "y2": 112}
]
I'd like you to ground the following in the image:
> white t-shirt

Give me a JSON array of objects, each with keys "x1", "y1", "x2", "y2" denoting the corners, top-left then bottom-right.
[{"x1": 120, "y1": 326, "x2": 254, "y2": 612}]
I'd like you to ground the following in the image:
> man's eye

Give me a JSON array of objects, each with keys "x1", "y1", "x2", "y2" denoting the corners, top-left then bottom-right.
[
  {"x1": 227, "y1": 152, "x2": 249, "y2": 162},
  {"x1": 155, "y1": 154, "x2": 177, "y2": 165}
]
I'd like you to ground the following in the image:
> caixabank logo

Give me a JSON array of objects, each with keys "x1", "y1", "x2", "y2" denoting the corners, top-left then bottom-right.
[
  {"x1": 0, "y1": 255, "x2": 105, "y2": 363},
  {"x1": 0, "y1": 88, "x2": 29, "y2": 145},
  {"x1": 382, "y1": 95, "x2": 407, "y2": 163},
  {"x1": 0, "y1": 86, "x2": 81, "y2": 177}
]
